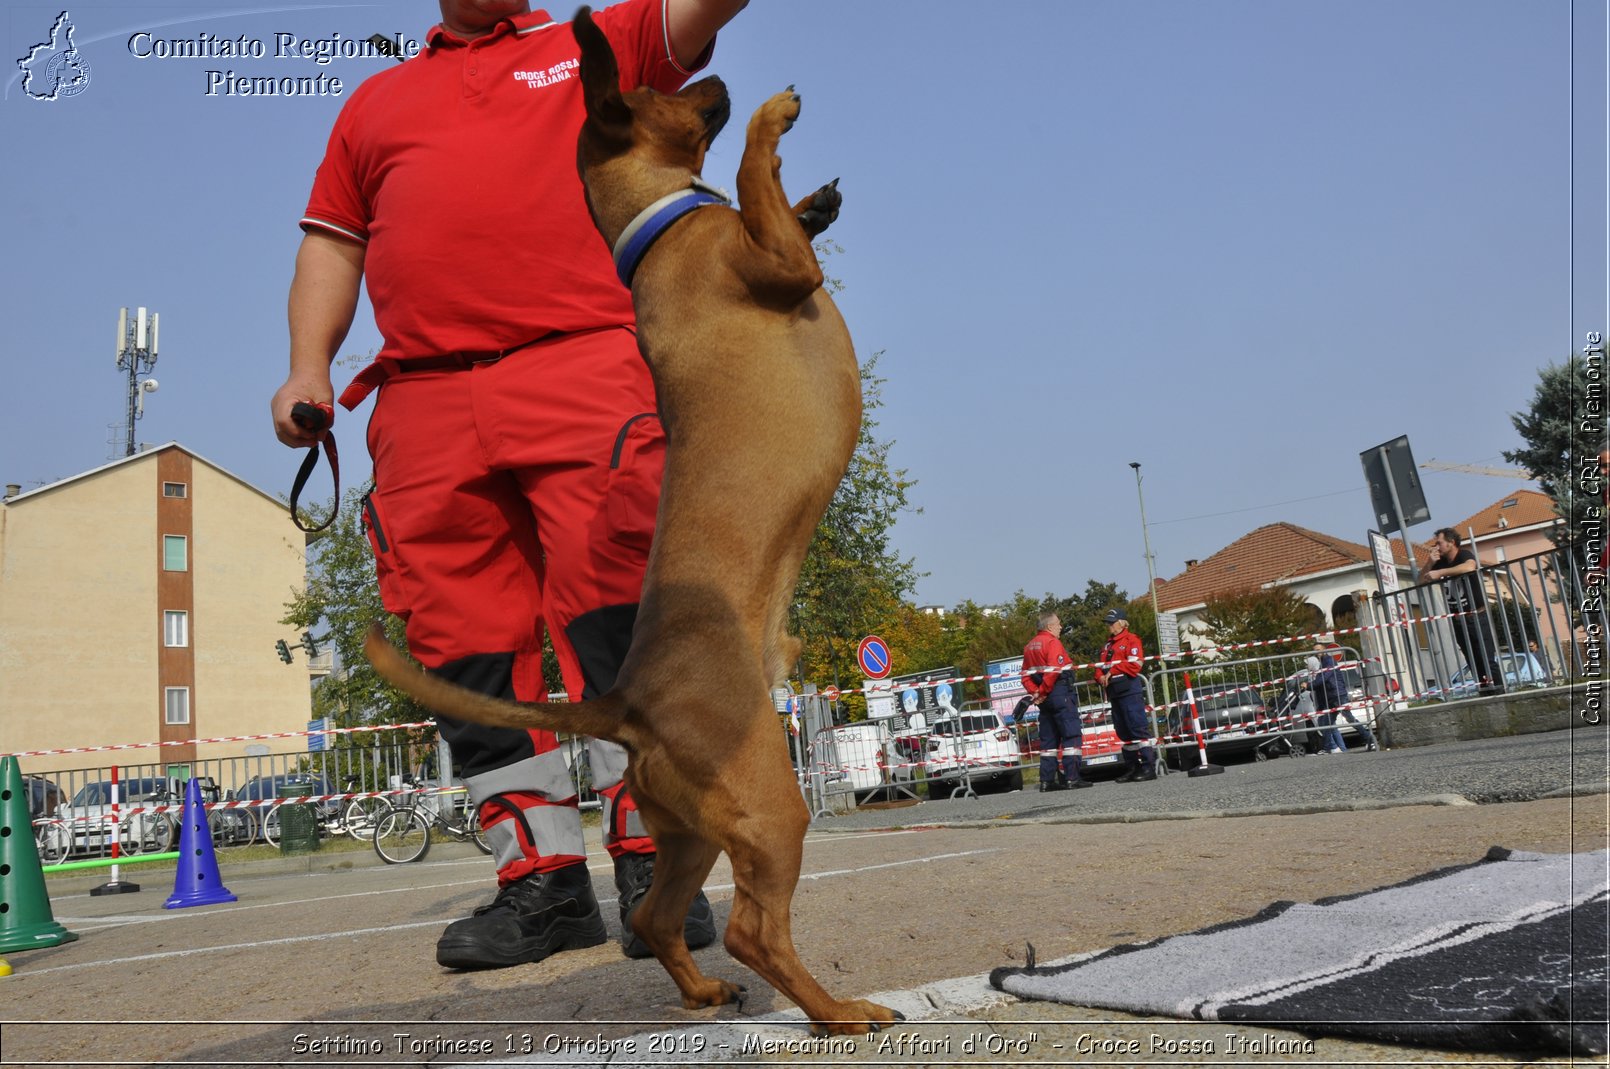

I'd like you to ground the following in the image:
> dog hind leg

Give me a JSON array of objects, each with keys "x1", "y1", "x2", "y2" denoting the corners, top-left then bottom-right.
[
  {"x1": 718, "y1": 749, "x2": 901, "y2": 1036},
  {"x1": 627, "y1": 823, "x2": 742, "y2": 1009}
]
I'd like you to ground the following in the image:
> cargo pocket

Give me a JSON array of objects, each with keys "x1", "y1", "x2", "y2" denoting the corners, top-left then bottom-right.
[
  {"x1": 606, "y1": 412, "x2": 665, "y2": 555},
  {"x1": 360, "y1": 486, "x2": 410, "y2": 617}
]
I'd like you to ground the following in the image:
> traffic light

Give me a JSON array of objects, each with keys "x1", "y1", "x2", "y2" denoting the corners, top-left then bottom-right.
[
  {"x1": 300, "y1": 630, "x2": 320, "y2": 658},
  {"x1": 275, "y1": 639, "x2": 293, "y2": 664}
]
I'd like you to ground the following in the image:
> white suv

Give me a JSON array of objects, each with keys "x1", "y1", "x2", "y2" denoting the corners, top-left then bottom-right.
[{"x1": 925, "y1": 707, "x2": 1023, "y2": 796}]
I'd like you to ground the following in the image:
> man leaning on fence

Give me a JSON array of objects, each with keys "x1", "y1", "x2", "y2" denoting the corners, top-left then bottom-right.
[
  {"x1": 1021, "y1": 613, "x2": 1093, "y2": 791},
  {"x1": 1426, "y1": 528, "x2": 1503, "y2": 697}
]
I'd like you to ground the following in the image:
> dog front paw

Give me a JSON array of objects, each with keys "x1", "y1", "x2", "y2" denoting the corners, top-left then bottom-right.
[
  {"x1": 756, "y1": 86, "x2": 801, "y2": 140},
  {"x1": 795, "y1": 178, "x2": 841, "y2": 237}
]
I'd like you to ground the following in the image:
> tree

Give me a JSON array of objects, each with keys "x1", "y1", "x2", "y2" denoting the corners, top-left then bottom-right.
[
  {"x1": 792, "y1": 352, "x2": 921, "y2": 689},
  {"x1": 1504, "y1": 348, "x2": 1607, "y2": 561},
  {"x1": 1189, "y1": 586, "x2": 1322, "y2": 659},
  {"x1": 280, "y1": 486, "x2": 438, "y2": 767}
]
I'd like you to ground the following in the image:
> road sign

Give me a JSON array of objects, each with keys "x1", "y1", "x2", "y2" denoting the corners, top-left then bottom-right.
[
  {"x1": 856, "y1": 635, "x2": 891, "y2": 679},
  {"x1": 1360, "y1": 435, "x2": 1429, "y2": 535},
  {"x1": 1156, "y1": 612, "x2": 1180, "y2": 658}
]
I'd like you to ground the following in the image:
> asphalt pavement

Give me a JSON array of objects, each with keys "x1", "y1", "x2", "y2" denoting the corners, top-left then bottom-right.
[
  {"x1": 5, "y1": 724, "x2": 1604, "y2": 1069},
  {"x1": 813, "y1": 724, "x2": 1606, "y2": 832}
]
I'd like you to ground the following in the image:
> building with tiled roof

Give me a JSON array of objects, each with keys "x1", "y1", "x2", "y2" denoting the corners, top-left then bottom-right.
[
  {"x1": 1154, "y1": 522, "x2": 1423, "y2": 652},
  {"x1": 1447, "y1": 488, "x2": 1560, "y2": 557}
]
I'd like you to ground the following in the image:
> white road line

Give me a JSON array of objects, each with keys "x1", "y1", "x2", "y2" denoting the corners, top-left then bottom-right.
[
  {"x1": 57, "y1": 828, "x2": 931, "y2": 932},
  {"x1": 24, "y1": 849, "x2": 997, "y2": 978}
]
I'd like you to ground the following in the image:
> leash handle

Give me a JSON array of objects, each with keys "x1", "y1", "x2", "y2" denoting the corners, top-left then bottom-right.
[
  {"x1": 291, "y1": 401, "x2": 334, "y2": 434},
  {"x1": 289, "y1": 402, "x2": 339, "y2": 533}
]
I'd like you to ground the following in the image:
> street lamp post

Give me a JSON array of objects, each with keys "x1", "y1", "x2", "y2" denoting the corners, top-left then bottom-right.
[{"x1": 1129, "y1": 462, "x2": 1164, "y2": 639}]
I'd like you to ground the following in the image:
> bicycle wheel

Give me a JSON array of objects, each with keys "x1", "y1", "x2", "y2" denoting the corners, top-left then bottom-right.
[
  {"x1": 148, "y1": 812, "x2": 176, "y2": 853},
  {"x1": 35, "y1": 820, "x2": 72, "y2": 865},
  {"x1": 342, "y1": 796, "x2": 390, "y2": 836},
  {"x1": 261, "y1": 803, "x2": 282, "y2": 848},
  {"x1": 466, "y1": 807, "x2": 493, "y2": 855},
  {"x1": 208, "y1": 808, "x2": 250, "y2": 847},
  {"x1": 373, "y1": 808, "x2": 432, "y2": 864}
]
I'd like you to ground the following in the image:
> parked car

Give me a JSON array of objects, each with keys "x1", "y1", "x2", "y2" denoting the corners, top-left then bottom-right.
[
  {"x1": 55, "y1": 776, "x2": 178, "y2": 853},
  {"x1": 1424, "y1": 651, "x2": 1549, "y2": 701},
  {"x1": 231, "y1": 773, "x2": 340, "y2": 836},
  {"x1": 23, "y1": 775, "x2": 65, "y2": 821},
  {"x1": 814, "y1": 720, "x2": 898, "y2": 804},
  {"x1": 924, "y1": 707, "x2": 1023, "y2": 795},
  {"x1": 1162, "y1": 682, "x2": 1275, "y2": 768},
  {"x1": 1007, "y1": 695, "x2": 1124, "y2": 773}
]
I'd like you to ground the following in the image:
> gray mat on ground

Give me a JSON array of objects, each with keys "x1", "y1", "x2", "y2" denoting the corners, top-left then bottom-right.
[{"x1": 990, "y1": 847, "x2": 1607, "y2": 1057}]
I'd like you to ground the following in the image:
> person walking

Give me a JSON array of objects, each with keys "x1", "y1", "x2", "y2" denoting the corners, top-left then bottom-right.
[
  {"x1": 272, "y1": 0, "x2": 749, "y2": 971},
  {"x1": 1425, "y1": 528, "x2": 1503, "y2": 696},
  {"x1": 1096, "y1": 608, "x2": 1156, "y2": 782},
  {"x1": 1020, "y1": 613, "x2": 1093, "y2": 791},
  {"x1": 1310, "y1": 649, "x2": 1377, "y2": 753}
]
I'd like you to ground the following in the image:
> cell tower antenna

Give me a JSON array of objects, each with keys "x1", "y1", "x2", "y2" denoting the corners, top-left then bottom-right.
[{"x1": 114, "y1": 306, "x2": 160, "y2": 457}]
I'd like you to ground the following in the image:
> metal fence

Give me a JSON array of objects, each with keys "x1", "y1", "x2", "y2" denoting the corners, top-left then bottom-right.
[
  {"x1": 29, "y1": 727, "x2": 602, "y2": 862},
  {"x1": 793, "y1": 543, "x2": 1602, "y2": 808},
  {"x1": 1365, "y1": 542, "x2": 1599, "y2": 703}
]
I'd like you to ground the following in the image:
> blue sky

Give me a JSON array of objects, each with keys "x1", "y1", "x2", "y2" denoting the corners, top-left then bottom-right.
[{"x1": 3, "y1": 0, "x2": 1604, "y2": 612}]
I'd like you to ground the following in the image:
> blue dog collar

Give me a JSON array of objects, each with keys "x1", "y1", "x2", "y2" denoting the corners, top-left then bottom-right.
[{"x1": 612, "y1": 177, "x2": 731, "y2": 287}]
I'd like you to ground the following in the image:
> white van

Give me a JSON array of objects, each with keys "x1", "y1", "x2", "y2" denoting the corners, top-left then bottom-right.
[{"x1": 816, "y1": 719, "x2": 913, "y2": 802}]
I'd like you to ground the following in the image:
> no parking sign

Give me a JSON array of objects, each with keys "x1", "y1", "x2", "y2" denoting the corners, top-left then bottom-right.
[{"x1": 856, "y1": 635, "x2": 891, "y2": 679}]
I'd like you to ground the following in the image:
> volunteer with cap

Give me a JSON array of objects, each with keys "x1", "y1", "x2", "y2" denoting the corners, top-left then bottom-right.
[{"x1": 1095, "y1": 607, "x2": 1156, "y2": 782}]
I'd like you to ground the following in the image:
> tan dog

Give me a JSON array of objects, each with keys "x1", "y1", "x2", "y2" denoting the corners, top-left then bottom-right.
[{"x1": 366, "y1": 7, "x2": 899, "y2": 1037}]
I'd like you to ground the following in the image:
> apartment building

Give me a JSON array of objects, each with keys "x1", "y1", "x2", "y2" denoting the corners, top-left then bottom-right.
[{"x1": 1, "y1": 444, "x2": 313, "y2": 779}]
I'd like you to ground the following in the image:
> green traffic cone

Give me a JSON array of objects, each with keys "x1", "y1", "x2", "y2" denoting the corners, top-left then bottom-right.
[{"x1": 0, "y1": 755, "x2": 78, "y2": 952}]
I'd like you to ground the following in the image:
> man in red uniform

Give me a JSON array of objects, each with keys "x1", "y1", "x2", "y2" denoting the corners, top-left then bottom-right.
[
  {"x1": 1095, "y1": 607, "x2": 1156, "y2": 782},
  {"x1": 1021, "y1": 613, "x2": 1093, "y2": 791},
  {"x1": 271, "y1": 0, "x2": 749, "y2": 970}
]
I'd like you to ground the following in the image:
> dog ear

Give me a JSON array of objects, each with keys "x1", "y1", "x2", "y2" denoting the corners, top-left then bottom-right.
[{"x1": 573, "y1": 6, "x2": 632, "y2": 139}]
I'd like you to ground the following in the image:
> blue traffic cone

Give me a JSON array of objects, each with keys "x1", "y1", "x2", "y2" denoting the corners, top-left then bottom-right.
[
  {"x1": 0, "y1": 755, "x2": 77, "y2": 953},
  {"x1": 163, "y1": 778, "x2": 236, "y2": 909}
]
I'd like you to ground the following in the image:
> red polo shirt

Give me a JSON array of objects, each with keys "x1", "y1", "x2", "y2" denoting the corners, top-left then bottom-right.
[{"x1": 301, "y1": 1, "x2": 709, "y2": 362}]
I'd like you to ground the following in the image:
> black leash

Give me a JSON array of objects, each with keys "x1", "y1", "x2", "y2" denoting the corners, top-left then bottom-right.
[{"x1": 289, "y1": 402, "x2": 339, "y2": 533}]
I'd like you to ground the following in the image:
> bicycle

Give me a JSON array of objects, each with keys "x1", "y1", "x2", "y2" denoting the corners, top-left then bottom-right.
[
  {"x1": 372, "y1": 777, "x2": 491, "y2": 864},
  {"x1": 332, "y1": 774, "x2": 391, "y2": 837},
  {"x1": 33, "y1": 817, "x2": 72, "y2": 865}
]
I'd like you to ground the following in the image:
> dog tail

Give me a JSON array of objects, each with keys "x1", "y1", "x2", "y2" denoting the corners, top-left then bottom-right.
[{"x1": 364, "y1": 624, "x2": 638, "y2": 747}]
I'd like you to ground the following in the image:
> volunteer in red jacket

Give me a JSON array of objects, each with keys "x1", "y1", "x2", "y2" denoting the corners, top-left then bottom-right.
[
  {"x1": 1021, "y1": 613, "x2": 1094, "y2": 792},
  {"x1": 1095, "y1": 607, "x2": 1156, "y2": 782},
  {"x1": 271, "y1": 0, "x2": 749, "y2": 971}
]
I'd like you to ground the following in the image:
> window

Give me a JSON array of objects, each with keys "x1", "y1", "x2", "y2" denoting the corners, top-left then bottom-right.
[
  {"x1": 164, "y1": 687, "x2": 190, "y2": 725},
  {"x1": 163, "y1": 610, "x2": 188, "y2": 647},
  {"x1": 162, "y1": 535, "x2": 187, "y2": 571},
  {"x1": 162, "y1": 482, "x2": 187, "y2": 498}
]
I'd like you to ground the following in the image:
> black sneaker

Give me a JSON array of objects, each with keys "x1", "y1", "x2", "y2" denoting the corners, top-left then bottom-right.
[
  {"x1": 1039, "y1": 781, "x2": 1069, "y2": 793},
  {"x1": 1133, "y1": 767, "x2": 1158, "y2": 782},
  {"x1": 436, "y1": 863, "x2": 607, "y2": 970},
  {"x1": 1067, "y1": 779, "x2": 1095, "y2": 789},
  {"x1": 1114, "y1": 768, "x2": 1140, "y2": 784},
  {"x1": 615, "y1": 853, "x2": 717, "y2": 960}
]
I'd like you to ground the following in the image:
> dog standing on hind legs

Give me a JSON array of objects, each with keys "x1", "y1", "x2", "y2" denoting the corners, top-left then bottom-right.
[{"x1": 366, "y1": 6, "x2": 900, "y2": 1037}]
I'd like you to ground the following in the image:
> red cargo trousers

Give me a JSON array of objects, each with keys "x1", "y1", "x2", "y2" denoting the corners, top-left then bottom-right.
[{"x1": 355, "y1": 326, "x2": 660, "y2": 884}]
